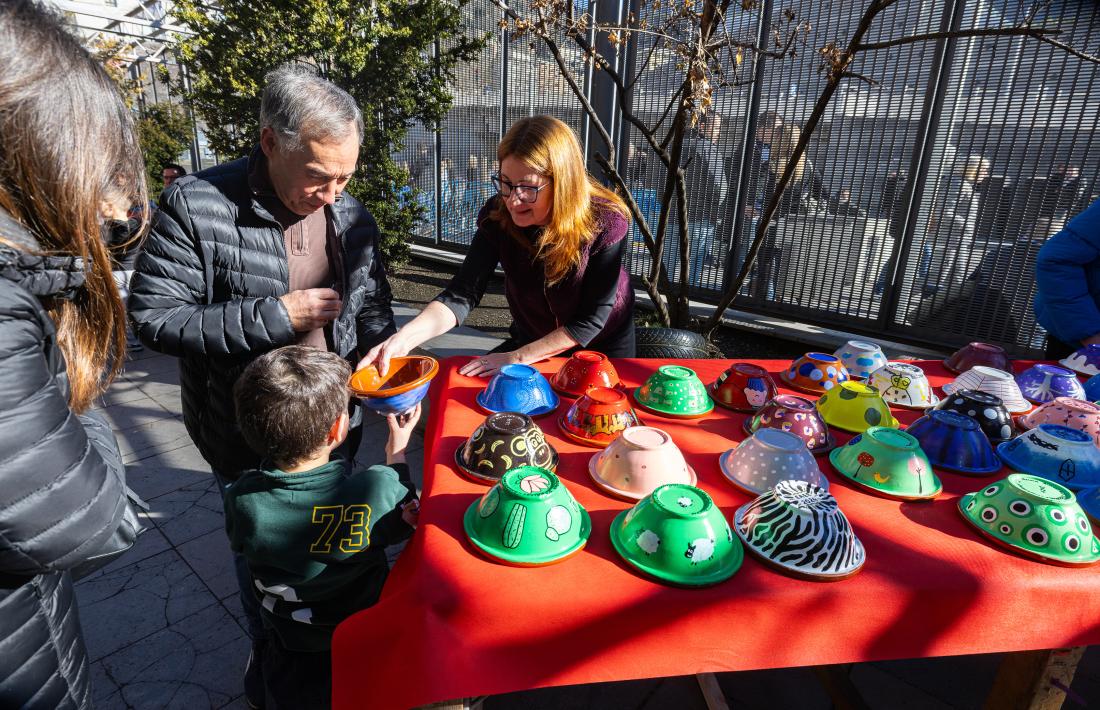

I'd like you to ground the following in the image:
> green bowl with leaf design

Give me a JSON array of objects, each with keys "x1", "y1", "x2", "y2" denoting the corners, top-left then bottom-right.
[
  {"x1": 463, "y1": 466, "x2": 591, "y2": 566},
  {"x1": 634, "y1": 365, "x2": 714, "y2": 418},
  {"x1": 610, "y1": 483, "x2": 743, "y2": 586}
]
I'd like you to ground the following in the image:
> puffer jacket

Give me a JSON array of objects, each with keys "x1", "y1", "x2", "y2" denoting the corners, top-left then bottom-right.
[
  {"x1": 128, "y1": 148, "x2": 397, "y2": 476},
  {"x1": 0, "y1": 211, "x2": 129, "y2": 709}
]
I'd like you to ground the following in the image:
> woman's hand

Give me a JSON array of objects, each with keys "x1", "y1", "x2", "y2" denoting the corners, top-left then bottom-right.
[
  {"x1": 458, "y1": 351, "x2": 525, "y2": 378},
  {"x1": 357, "y1": 333, "x2": 411, "y2": 375}
]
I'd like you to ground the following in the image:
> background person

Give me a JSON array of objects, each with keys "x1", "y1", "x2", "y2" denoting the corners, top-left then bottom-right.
[
  {"x1": 129, "y1": 65, "x2": 396, "y2": 706},
  {"x1": 363, "y1": 115, "x2": 634, "y2": 378},
  {"x1": 1035, "y1": 197, "x2": 1100, "y2": 359},
  {"x1": 162, "y1": 162, "x2": 187, "y2": 189},
  {"x1": 920, "y1": 155, "x2": 990, "y2": 297},
  {"x1": 0, "y1": 2, "x2": 142, "y2": 706}
]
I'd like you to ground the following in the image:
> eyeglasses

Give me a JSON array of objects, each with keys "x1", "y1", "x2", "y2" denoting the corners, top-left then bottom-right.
[{"x1": 490, "y1": 174, "x2": 550, "y2": 204}]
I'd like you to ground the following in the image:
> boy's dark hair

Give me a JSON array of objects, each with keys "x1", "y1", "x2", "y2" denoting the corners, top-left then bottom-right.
[
  {"x1": 163, "y1": 163, "x2": 187, "y2": 176},
  {"x1": 234, "y1": 346, "x2": 352, "y2": 466}
]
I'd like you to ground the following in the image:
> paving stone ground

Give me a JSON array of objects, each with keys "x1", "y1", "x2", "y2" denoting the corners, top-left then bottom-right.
[{"x1": 78, "y1": 312, "x2": 1100, "y2": 709}]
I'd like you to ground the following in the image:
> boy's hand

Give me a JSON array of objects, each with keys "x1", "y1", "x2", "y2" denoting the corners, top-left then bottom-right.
[
  {"x1": 385, "y1": 403, "x2": 421, "y2": 463},
  {"x1": 401, "y1": 498, "x2": 420, "y2": 528}
]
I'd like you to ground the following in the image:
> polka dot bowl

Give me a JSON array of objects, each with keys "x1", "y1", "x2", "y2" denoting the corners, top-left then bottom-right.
[
  {"x1": 959, "y1": 473, "x2": 1100, "y2": 567},
  {"x1": 610, "y1": 483, "x2": 743, "y2": 587},
  {"x1": 814, "y1": 381, "x2": 900, "y2": 434},
  {"x1": 996, "y1": 424, "x2": 1100, "y2": 491},
  {"x1": 833, "y1": 340, "x2": 888, "y2": 380},
  {"x1": 634, "y1": 365, "x2": 714, "y2": 418},
  {"x1": 934, "y1": 389, "x2": 1015, "y2": 445},
  {"x1": 779, "y1": 353, "x2": 851, "y2": 394},
  {"x1": 829, "y1": 427, "x2": 941, "y2": 501},
  {"x1": 719, "y1": 428, "x2": 829, "y2": 496},
  {"x1": 744, "y1": 394, "x2": 836, "y2": 455}
]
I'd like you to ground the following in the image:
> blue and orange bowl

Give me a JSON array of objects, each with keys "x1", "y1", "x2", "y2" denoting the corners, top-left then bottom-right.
[
  {"x1": 476, "y1": 364, "x2": 559, "y2": 417},
  {"x1": 350, "y1": 355, "x2": 439, "y2": 415},
  {"x1": 779, "y1": 353, "x2": 851, "y2": 394}
]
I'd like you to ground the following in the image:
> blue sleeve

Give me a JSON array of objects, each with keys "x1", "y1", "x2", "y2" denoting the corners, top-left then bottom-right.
[{"x1": 1036, "y1": 198, "x2": 1100, "y2": 343}]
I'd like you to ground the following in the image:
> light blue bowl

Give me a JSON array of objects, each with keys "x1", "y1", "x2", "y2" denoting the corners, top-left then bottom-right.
[
  {"x1": 997, "y1": 424, "x2": 1100, "y2": 491},
  {"x1": 359, "y1": 381, "x2": 431, "y2": 416},
  {"x1": 1079, "y1": 486, "x2": 1100, "y2": 524},
  {"x1": 476, "y1": 364, "x2": 560, "y2": 417}
]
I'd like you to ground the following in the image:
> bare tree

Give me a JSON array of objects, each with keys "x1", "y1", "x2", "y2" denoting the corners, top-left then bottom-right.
[{"x1": 494, "y1": 0, "x2": 808, "y2": 328}]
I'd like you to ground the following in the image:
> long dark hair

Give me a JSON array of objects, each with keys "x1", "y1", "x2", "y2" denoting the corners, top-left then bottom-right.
[{"x1": 0, "y1": 0, "x2": 148, "y2": 412}]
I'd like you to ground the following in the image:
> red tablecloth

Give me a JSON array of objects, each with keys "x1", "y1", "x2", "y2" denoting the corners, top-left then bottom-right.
[{"x1": 333, "y1": 358, "x2": 1100, "y2": 709}]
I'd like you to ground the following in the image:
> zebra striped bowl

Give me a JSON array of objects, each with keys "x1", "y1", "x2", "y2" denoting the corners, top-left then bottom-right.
[{"x1": 733, "y1": 480, "x2": 866, "y2": 581}]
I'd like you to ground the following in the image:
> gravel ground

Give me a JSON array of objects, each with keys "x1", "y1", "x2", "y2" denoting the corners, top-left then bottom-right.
[{"x1": 387, "y1": 257, "x2": 807, "y2": 358}]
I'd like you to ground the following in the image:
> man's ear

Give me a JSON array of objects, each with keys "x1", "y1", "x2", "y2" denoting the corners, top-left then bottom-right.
[
  {"x1": 260, "y1": 126, "x2": 278, "y2": 159},
  {"x1": 328, "y1": 412, "x2": 350, "y2": 447}
]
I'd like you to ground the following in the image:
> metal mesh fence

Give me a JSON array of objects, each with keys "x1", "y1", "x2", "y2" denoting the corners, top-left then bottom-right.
[{"x1": 415, "y1": 0, "x2": 1100, "y2": 355}]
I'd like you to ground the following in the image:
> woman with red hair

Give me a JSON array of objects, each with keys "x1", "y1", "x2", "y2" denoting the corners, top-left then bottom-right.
[{"x1": 364, "y1": 115, "x2": 634, "y2": 376}]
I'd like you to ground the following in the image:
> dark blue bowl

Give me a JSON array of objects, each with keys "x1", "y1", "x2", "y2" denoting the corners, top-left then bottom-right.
[
  {"x1": 1085, "y1": 373, "x2": 1100, "y2": 402},
  {"x1": 906, "y1": 410, "x2": 1002, "y2": 474},
  {"x1": 476, "y1": 364, "x2": 559, "y2": 417},
  {"x1": 1079, "y1": 486, "x2": 1100, "y2": 524},
  {"x1": 359, "y1": 380, "x2": 431, "y2": 416}
]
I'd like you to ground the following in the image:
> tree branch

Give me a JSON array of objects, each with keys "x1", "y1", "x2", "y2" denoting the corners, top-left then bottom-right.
[
  {"x1": 1035, "y1": 33, "x2": 1100, "y2": 65},
  {"x1": 855, "y1": 25, "x2": 1060, "y2": 52}
]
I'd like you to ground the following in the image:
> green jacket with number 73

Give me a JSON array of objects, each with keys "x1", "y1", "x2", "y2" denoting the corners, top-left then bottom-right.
[{"x1": 224, "y1": 456, "x2": 416, "y2": 651}]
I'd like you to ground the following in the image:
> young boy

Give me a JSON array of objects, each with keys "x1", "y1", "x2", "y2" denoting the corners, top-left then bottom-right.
[{"x1": 226, "y1": 346, "x2": 420, "y2": 710}]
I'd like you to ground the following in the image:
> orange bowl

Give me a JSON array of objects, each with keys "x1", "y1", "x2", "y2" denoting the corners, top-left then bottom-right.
[{"x1": 349, "y1": 356, "x2": 439, "y2": 415}]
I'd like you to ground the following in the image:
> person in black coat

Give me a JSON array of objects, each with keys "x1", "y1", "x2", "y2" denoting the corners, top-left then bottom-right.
[
  {"x1": 0, "y1": 3, "x2": 142, "y2": 706},
  {"x1": 128, "y1": 65, "x2": 396, "y2": 705}
]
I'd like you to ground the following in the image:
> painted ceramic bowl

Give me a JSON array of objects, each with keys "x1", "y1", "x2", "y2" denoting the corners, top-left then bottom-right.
[
  {"x1": 833, "y1": 340, "x2": 888, "y2": 380},
  {"x1": 814, "y1": 381, "x2": 899, "y2": 434},
  {"x1": 867, "y1": 362, "x2": 940, "y2": 409},
  {"x1": 959, "y1": 474, "x2": 1100, "y2": 566},
  {"x1": 1085, "y1": 373, "x2": 1100, "y2": 402},
  {"x1": 942, "y1": 366, "x2": 1031, "y2": 413},
  {"x1": 829, "y1": 427, "x2": 941, "y2": 500},
  {"x1": 779, "y1": 352, "x2": 851, "y2": 394},
  {"x1": 455, "y1": 412, "x2": 559, "y2": 484},
  {"x1": 1078, "y1": 486, "x2": 1100, "y2": 524},
  {"x1": 634, "y1": 365, "x2": 714, "y2": 418},
  {"x1": 709, "y1": 362, "x2": 777, "y2": 413},
  {"x1": 463, "y1": 467, "x2": 591, "y2": 566},
  {"x1": 588, "y1": 426, "x2": 697, "y2": 500},
  {"x1": 745, "y1": 394, "x2": 835, "y2": 455},
  {"x1": 997, "y1": 424, "x2": 1100, "y2": 491},
  {"x1": 718, "y1": 428, "x2": 828, "y2": 496},
  {"x1": 1015, "y1": 364, "x2": 1086, "y2": 405},
  {"x1": 1020, "y1": 398, "x2": 1100, "y2": 447},
  {"x1": 558, "y1": 386, "x2": 641, "y2": 448},
  {"x1": 733, "y1": 480, "x2": 866, "y2": 580},
  {"x1": 934, "y1": 389, "x2": 1015, "y2": 445},
  {"x1": 905, "y1": 410, "x2": 1002, "y2": 475},
  {"x1": 610, "y1": 483, "x2": 743, "y2": 587},
  {"x1": 349, "y1": 355, "x2": 439, "y2": 415},
  {"x1": 944, "y1": 342, "x2": 1013, "y2": 375},
  {"x1": 476, "y1": 364, "x2": 559, "y2": 417},
  {"x1": 550, "y1": 350, "x2": 621, "y2": 398},
  {"x1": 1060, "y1": 344, "x2": 1100, "y2": 377}
]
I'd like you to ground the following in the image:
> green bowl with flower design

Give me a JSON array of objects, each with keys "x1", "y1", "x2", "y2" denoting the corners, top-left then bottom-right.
[{"x1": 829, "y1": 426, "x2": 941, "y2": 501}]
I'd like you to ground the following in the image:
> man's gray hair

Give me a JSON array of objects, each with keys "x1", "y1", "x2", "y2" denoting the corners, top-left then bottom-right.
[{"x1": 260, "y1": 65, "x2": 364, "y2": 151}]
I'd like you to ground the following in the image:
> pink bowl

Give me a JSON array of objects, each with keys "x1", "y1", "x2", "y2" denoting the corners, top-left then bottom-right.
[
  {"x1": 588, "y1": 426, "x2": 697, "y2": 500},
  {"x1": 1019, "y1": 397, "x2": 1100, "y2": 447}
]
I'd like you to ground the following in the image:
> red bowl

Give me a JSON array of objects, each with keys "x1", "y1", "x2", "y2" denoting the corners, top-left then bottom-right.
[
  {"x1": 944, "y1": 342, "x2": 1012, "y2": 375},
  {"x1": 558, "y1": 386, "x2": 641, "y2": 448},
  {"x1": 550, "y1": 350, "x2": 621, "y2": 398},
  {"x1": 710, "y1": 363, "x2": 778, "y2": 412}
]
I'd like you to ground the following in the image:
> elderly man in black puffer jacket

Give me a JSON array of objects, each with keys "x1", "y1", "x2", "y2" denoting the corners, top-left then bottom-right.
[{"x1": 128, "y1": 67, "x2": 396, "y2": 707}]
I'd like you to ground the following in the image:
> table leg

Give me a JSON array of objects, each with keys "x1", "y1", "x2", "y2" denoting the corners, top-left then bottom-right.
[
  {"x1": 696, "y1": 672, "x2": 731, "y2": 710},
  {"x1": 984, "y1": 647, "x2": 1086, "y2": 710},
  {"x1": 811, "y1": 664, "x2": 872, "y2": 710},
  {"x1": 414, "y1": 697, "x2": 487, "y2": 710}
]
